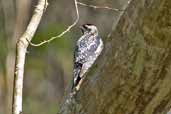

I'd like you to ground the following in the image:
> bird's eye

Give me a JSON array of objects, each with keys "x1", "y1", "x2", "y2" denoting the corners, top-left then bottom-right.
[{"x1": 87, "y1": 28, "x2": 91, "y2": 32}]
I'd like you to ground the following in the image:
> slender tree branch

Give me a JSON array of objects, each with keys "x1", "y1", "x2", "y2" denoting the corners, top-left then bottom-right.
[
  {"x1": 29, "y1": 0, "x2": 124, "y2": 47},
  {"x1": 12, "y1": 0, "x2": 48, "y2": 114},
  {"x1": 77, "y1": 2, "x2": 124, "y2": 11},
  {"x1": 29, "y1": 0, "x2": 79, "y2": 47}
]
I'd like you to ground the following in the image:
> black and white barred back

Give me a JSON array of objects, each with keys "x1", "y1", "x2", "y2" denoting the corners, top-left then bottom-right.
[{"x1": 72, "y1": 24, "x2": 103, "y2": 91}]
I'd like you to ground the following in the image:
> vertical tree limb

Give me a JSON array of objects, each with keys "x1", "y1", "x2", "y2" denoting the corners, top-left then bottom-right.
[{"x1": 12, "y1": 0, "x2": 48, "y2": 114}]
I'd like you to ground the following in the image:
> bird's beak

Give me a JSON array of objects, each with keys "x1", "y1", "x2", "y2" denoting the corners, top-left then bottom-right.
[{"x1": 79, "y1": 25, "x2": 84, "y2": 30}]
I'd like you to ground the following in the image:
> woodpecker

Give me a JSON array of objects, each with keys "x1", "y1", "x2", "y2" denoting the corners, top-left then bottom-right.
[{"x1": 72, "y1": 24, "x2": 104, "y2": 91}]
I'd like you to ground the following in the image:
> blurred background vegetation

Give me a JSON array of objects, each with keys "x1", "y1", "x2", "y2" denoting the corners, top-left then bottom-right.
[{"x1": 0, "y1": 0, "x2": 126, "y2": 114}]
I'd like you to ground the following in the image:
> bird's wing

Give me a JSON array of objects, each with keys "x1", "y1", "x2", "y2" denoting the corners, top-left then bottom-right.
[
  {"x1": 72, "y1": 36, "x2": 100, "y2": 87},
  {"x1": 72, "y1": 43, "x2": 86, "y2": 88},
  {"x1": 75, "y1": 36, "x2": 100, "y2": 63}
]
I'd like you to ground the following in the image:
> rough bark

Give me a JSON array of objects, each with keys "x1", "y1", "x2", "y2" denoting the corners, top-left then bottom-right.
[
  {"x1": 12, "y1": 0, "x2": 48, "y2": 114},
  {"x1": 59, "y1": 0, "x2": 171, "y2": 114}
]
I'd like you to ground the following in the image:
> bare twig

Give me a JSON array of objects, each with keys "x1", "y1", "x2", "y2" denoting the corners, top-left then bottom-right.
[
  {"x1": 29, "y1": 0, "x2": 124, "y2": 47},
  {"x1": 77, "y1": 2, "x2": 124, "y2": 11},
  {"x1": 12, "y1": 0, "x2": 48, "y2": 114},
  {"x1": 29, "y1": 0, "x2": 79, "y2": 46}
]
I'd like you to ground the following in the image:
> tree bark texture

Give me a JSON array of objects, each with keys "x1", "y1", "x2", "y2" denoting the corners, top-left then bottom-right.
[
  {"x1": 59, "y1": 0, "x2": 171, "y2": 114},
  {"x1": 12, "y1": 0, "x2": 48, "y2": 114}
]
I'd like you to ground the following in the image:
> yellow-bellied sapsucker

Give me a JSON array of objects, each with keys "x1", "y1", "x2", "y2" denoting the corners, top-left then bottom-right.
[{"x1": 72, "y1": 24, "x2": 103, "y2": 91}]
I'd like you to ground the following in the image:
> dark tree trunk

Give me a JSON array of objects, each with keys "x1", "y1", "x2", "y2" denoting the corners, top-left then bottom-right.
[{"x1": 59, "y1": 0, "x2": 171, "y2": 114}]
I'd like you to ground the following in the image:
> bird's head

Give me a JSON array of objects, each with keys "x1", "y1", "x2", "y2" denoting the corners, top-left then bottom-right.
[{"x1": 80, "y1": 24, "x2": 98, "y2": 35}]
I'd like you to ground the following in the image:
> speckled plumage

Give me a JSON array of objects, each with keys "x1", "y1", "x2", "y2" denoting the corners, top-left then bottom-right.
[{"x1": 72, "y1": 24, "x2": 103, "y2": 91}]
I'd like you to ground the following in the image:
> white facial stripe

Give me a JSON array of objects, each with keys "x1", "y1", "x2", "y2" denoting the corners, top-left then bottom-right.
[
  {"x1": 87, "y1": 25, "x2": 96, "y2": 30},
  {"x1": 86, "y1": 25, "x2": 98, "y2": 35}
]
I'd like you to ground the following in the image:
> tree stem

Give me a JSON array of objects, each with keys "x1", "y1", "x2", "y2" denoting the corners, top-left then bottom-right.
[{"x1": 12, "y1": 0, "x2": 48, "y2": 114}]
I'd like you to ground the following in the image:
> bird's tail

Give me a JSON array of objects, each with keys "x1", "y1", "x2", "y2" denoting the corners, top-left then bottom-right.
[
  {"x1": 71, "y1": 70, "x2": 81, "y2": 90},
  {"x1": 71, "y1": 65, "x2": 82, "y2": 92}
]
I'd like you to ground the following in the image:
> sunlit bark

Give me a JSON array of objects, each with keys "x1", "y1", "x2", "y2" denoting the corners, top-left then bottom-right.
[{"x1": 12, "y1": 0, "x2": 48, "y2": 114}]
